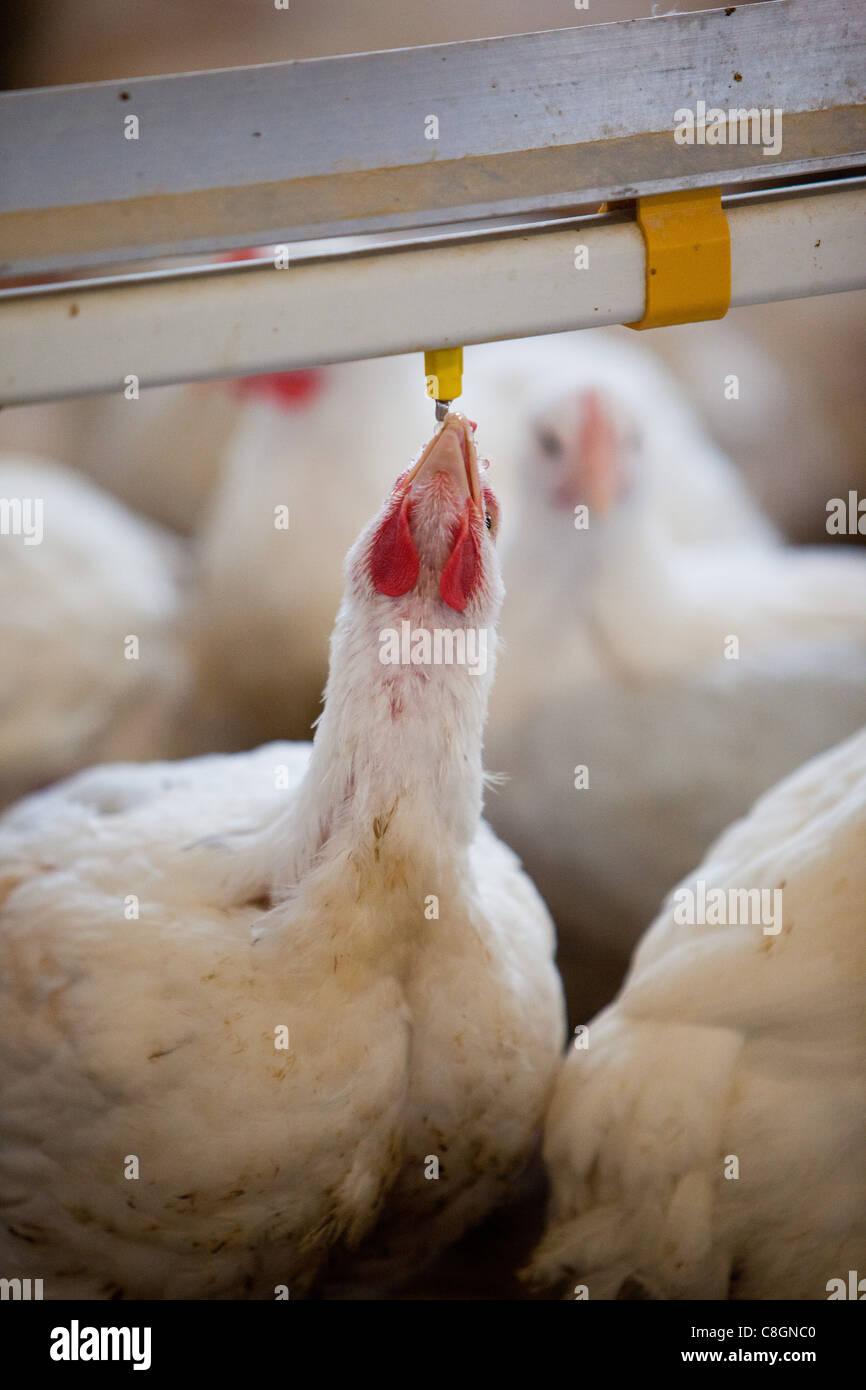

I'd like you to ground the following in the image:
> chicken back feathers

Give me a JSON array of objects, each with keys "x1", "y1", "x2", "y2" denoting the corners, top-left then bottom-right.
[{"x1": 530, "y1": 730, "x2": 866, "y2": 1300}]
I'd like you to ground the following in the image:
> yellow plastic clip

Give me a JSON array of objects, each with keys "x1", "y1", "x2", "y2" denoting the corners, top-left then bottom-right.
[
  {"x1": 626, "y1": 188, "x2": 730, "y2": 331},
  {"x1": 424, "y1": 347, "x2": 463, "y2": 405}
]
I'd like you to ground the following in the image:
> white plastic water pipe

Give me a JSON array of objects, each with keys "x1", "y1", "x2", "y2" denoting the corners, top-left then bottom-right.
[{"x1": 0, "y1": 187, "x2": 863, "y2": 406}]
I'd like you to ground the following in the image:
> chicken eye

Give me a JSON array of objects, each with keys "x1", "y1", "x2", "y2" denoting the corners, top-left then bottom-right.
[
  {"x1": 536, "y1": 427, "x2": 562, "y2": 458},
  {"x1": 485, "y1": 513, "x2": 493, "y2": 530}
]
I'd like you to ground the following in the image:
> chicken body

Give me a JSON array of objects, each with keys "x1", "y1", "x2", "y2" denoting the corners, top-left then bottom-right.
[
  {"x1": 0, "y1": 418, "x2": 565, "y2": 1298},
  {"x1": 646, "y1": 293, "x2": 866, "y2": 542},
  {"x1": 0, "y1": 385, "x2": 238, "y2": 536},
  {"x1": 486, "y1": 382, "x2": 866, "y2": 1012},
  {"x1": 530, "y1": 730, "x2": 866, "y2": 1300},
  {"x1": 72, "y1": 384, "x2": 241, "y2": 536},
  {"x1": 0, "y1": 455, "x2": 189, "y2": 807}
]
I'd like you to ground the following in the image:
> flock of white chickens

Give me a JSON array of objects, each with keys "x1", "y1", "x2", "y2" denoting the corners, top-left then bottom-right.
[{"x1": 0, "y1": 321, "x2": 863, "y2": 1301}]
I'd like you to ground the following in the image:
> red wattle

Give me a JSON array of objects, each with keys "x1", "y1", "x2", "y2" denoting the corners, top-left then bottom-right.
[
  {"x1": 370, "y1": 491, "x2": 420, "y2": 598},
  {"x1": 440, "y1": 505, "x2": 482, "y2": 613}
]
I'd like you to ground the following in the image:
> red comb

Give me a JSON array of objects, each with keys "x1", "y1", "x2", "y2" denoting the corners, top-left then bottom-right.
[
  {"x1": 234, "y1": 369, "x2": 326, "y2": 408},
  {"x1": 223, "y1": 247, "x2": 262, "y2": 264}
]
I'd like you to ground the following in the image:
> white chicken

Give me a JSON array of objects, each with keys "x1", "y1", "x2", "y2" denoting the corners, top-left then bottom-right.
[
  {"x1": 71, "y1": 383, "x2": 242, "y2": 536},
  {"x1": 0, "y1": 454, "x2": 190, "y2": 807},
  {"x1": 485, "y1": 374, "x2": 866, "y2": 1015},
  {"x1": 0, "y1": 415, "x2": 565, "y2": 1299},
  {"x1": 0, "y1": 384, "x2": 238, "y2": 537},
  {"x1": 529, "y1": 729, "x2": 866, "y2": 1300},
  {"x1": 464, "y1": 330, "x2": 778, "y2": 552},
  {"x1": 647, "y1": 293, "x2": 866, "y2": 542},
  {"x1": 194, "y1": 357, "x2": 433, "y2": 744}
]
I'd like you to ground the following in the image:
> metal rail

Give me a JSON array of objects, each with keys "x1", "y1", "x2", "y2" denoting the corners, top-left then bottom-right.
[{"x1": 1, "y1": 0, "x2": 863, "y2": 276}]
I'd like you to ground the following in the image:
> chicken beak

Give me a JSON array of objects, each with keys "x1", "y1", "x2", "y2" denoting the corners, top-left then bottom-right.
[
  {"x1": 574, "y1": 389, "x2": 619, "y2": 516},
  {"x1": 551, "y1": 389, "x2": 620, "y2": 514},
  {"x1": 404, "y1": 413, "x2": 481, "y2": 510}
]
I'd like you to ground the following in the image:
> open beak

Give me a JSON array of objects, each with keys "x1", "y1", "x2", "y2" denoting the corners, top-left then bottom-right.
[{"x1": 402, "y1": 413, "x2": 481, "y2": 509}]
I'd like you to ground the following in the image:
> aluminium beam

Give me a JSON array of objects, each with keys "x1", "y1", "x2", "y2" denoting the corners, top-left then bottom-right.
[
  {"x1": 1, "y1": 184, "x2": 863, "y2": 406},
  {"x1": 0, "y1": 0, "x2": 864, "y2": 277}
]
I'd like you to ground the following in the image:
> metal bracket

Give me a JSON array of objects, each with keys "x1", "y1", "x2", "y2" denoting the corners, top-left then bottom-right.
[{"x1": 627, "y1": 188, "x2": 731, "y2": 331}]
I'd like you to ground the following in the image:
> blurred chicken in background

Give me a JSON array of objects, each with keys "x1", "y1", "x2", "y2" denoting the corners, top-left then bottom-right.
[
  {"x1": 0, "y1": 456, "x2": 191, "y2": 808},
  {"x1": 465, "y1": 331, "x2": 779, "y2": 550},
  {"x1": 71, "y1": 385, "x2": 242, "y2": 536},
  {"x1": 485, "y1": 360, "x2": 866, "y2": 1021},
  {"x1": 649, "y1": 291, "x2": 866, "y2": 543},
  {"x1": 0, "y1": 385, "x2": 240, "y2": 537}
]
